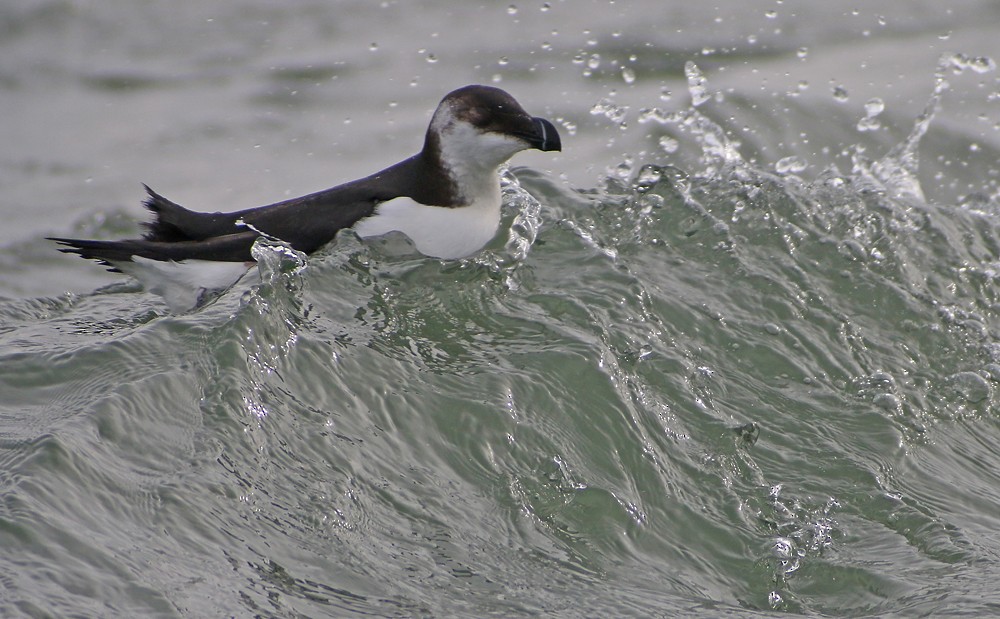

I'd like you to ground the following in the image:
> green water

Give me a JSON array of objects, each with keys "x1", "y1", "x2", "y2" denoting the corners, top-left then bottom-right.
[{"x1": 4, "y1": 147, "x2": 999, "y2": 615}]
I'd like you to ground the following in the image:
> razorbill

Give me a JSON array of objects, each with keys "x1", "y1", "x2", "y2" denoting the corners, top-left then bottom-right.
[{"x1": 50, "y1": 85, "x2": 561, "y2": 308}]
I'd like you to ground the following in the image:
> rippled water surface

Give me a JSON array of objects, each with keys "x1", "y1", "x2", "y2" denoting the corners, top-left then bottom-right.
[{"x1": 3, "y1": 1, "x2": 1000, "y2": 616}]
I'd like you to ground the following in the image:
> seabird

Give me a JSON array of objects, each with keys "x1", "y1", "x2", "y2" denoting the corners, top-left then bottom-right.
[{"x1": 50, "y1": 84, "x2": 561, "y2": 308}]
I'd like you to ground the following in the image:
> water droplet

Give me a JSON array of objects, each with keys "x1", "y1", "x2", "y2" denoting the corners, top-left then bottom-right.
[
  {"x1": 765, "y1": 10, "x2": 777, "y2": 19},
  {"x1": 832, "y1": 85, "x2": 849, "y2": 102},
  {"x1": 558, "y1": 118, "x2": 577, "y2": 136},
  {"x1": 589, "y1": 98, "x2": 628, "y2": 124},
  {"x1": 685, "y1": 61, "x2": 710, "y2": 107},
  {"x1": 498, "y1": 56, "x2": 509, "y2": 66},
  {"x1": 856, "y1": 117, "x2": 880, "y2": 131},
  {"x1": 507, "y1": 4, "x2": 518, "y2": 15},
  {"x1": 772, "y1": 537, "x2": 793, "y2": 558},
  {"x1": 957, "y1": 53, "x2": 996, "y2": 74},
  {"x1": 540, "y1": 2, "x2": 551, "y2": 11},
  {"x1": 587, "y1": 53, "x2": 601, "y2": 70},
  {"x1": 870, "y1": 371, "x2": 895, "y2": 388},
  {"x1": 638, "y1": 107, "x2": 667, "y2": 124},
  {"x1": 659, "y1": 87, "x2": 672, "y2": 101},
  {"x1": 872, "y1": 393, "x2": 899, "y2": 411},
  {"x1": 655, "y1": 136, "x2": 677, "y2": 153},
  {"x1": 369, "y1": 42, "x2": 379, "y2": 51},
  {"x1": 622, "y1": 66, "x2": 636, "y2": 84},
  {"x1": 948, "y1": 372, "x2": 992, "y2": 403},
  {"x1": 864, "y1": 97, "x2": 885, "y2": 116},
  {"x1": 796, "y1": 47, "x2": 808, "y2": 59},
  {"x1": 610, "y1": 159, "x2": 633, "y2": 181},
  {"x1": 426, "y1": 53, "x2": 438, "y2": 63},
  {"x1": 768, "y1": 591, "x2": 783, "y2": 608},
  {"x1": 775, "y1": 155, "x2": 806, "y2": 174},
  {"x1": 855, "y1": 97, "x2": 885, "y2": 131},
  {"x1": 634, "y1": 164, "x2": 662, "y2": 188}
]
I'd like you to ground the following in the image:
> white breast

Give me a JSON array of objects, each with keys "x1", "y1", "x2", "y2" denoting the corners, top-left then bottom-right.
[{"x1": 352, "y1": 187, "x2": 502, "y2": 259}]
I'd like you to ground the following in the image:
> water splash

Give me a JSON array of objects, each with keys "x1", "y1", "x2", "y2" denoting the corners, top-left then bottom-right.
[
  {"x1": 739, "y1": 484, "x2": 841, "y2": 611},
  {"x1": 637, "y1": 106, "x2": 678, "y2": 125},
  {"x1": 625, "y1": 63, "x2": 746, "y2": 177},
  {"x1": 501, "y1": 169, "x2": 543, "y2": 264},
  {"x1": 232, "y1": 236, "x2": 310, "y2": 431},
  {"x1": 775, "y1": 155, "x2": 807, "y2": 175},
  {"x1": 685, "y1": 61, "x2": 711, "y2": 107},
  {"x1": 249, "y1": 234, "x2": 308, "y2": 282},
  {"x1": 943, "y1": 52, "x2": 996, "y2": 74},
  {"x1": 590, "y1": 97, "x2": 628, "y2": 128},
  {"x1": 592, "y1": 63, "x2": 744, "y2": 174},
  {"x1": 242, "y1": 234, "x2": 308, "y2": 362},
  {"x1": 856, "y1": 97, "x2": 885, "y2": 132},
  {"x1": 853, "y1": 52, "x2": 995, "y2": 201}
]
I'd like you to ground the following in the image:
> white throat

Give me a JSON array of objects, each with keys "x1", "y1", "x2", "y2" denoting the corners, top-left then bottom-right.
[
  {"x1": 431, "y1": 108, "x2": 528, "y2": 204},
  {"x1": 352, "y1": 109, "x2": 531, "y2": 259}
]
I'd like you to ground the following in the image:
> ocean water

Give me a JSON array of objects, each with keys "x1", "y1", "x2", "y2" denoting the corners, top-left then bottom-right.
[{"x1": 2, "y1": 1, "x2": 1000, "y2": 617}]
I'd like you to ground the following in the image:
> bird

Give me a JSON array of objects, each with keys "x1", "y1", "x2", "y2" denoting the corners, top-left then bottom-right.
[{"x1": 50, "y1": 84, "x2": 561, "y2": 309}]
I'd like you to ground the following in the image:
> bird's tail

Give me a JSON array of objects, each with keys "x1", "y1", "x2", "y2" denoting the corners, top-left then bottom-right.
[
  {"x1": 47, "y1": 237, "x2": 142, "y2": 272},
  {"x1": 141, "y1": 184, "x2": 197, "y2": 242}
]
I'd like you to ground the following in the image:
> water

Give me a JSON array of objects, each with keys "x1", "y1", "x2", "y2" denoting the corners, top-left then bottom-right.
[{"x1": 3, "y1": 1, "x2": 1000, "y2": 616}]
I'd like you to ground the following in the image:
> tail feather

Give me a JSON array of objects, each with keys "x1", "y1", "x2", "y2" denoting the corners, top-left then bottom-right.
[
  {"x1": 141, "y1": 184, "x2": 197, "y2": 242},
  {"x1": 47, "y1": 237, "x2": 143, "y2": 272},
  {"x1": 140, "y1": 184, "x2": 244, "y2": 242}
]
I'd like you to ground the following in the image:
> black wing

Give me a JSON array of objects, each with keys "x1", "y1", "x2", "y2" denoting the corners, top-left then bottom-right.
[
  {"x1": 50, "y1": 232, "x2": 261, "y2": 271},
  {"x1": 140, "y1": 182, "x2": 381, "y2": 253},
  {"x1": 49, "y1": 155, "x2": 432, "y2": 266}
]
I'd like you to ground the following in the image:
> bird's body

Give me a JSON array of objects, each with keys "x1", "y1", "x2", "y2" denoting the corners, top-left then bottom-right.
[{"x1": 50, "y1": 85, "x2": 560, "y2": 308}]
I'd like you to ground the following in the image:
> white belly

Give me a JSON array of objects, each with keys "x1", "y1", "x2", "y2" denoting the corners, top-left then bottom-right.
[
  {"x1": 118, "y1": 257, "x2": 251, "y2": 311},
  {"x1": 352, "y1": 193, "x2": 502, "y2": 259}
]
